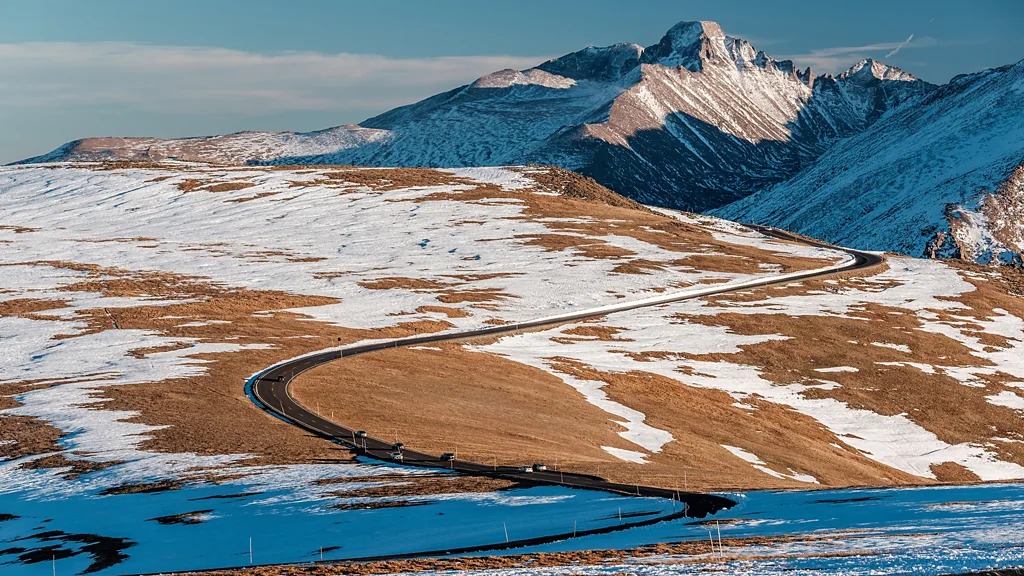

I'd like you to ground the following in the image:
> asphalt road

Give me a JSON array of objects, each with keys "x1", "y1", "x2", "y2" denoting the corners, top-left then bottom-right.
[{"x1": 247, "y1": 225, "x2": 883, "y2": 554}]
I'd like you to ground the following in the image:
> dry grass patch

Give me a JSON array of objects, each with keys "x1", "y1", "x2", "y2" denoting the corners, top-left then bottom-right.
[
  {"x1": 0, "y1": 297, "x2": 68, "y2": 318},
  {"x1": 515, "y1": 233, "x2": 637, "y2": 260},
  {"x1": 413, "y1": 305, "x2": 470, "y2": 318},
  {"x1": 358, "y1": 277, "x2": 452, "y2": 291},
  {"x1": 228, "y1": 191, "x2": 282, "y2": 203},
  {"x1": 329, "y1": 474, "x2": 519, "y2": 498},
  {"x1": 0, "y1": 224, "x2": 40, "y2": 233},
  {"x1": 175, "y1": 179, "x2": 255, "y2": 193},
  {"x1": 435, "y1": 288, "x2": 516, "y2": 304},
  {"x1": 318, "y1": 168, "x2": 474, "y2": 191},
  {"x1": 291, "y1": 342, "x2": 651, "y2": 474}
]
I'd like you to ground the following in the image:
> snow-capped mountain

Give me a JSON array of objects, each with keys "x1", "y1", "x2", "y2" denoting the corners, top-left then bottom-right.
[
  {"x1": 715, "y1": 60, "x2": 1024, "y2": 264},
  {"x1": 18, "y1": 21, "x2": 931, "y2": 212}
]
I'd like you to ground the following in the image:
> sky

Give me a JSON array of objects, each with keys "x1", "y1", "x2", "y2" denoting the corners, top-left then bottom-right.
[{"x1": 2, "y1": 0, "x2": 1022, "y2": 163}]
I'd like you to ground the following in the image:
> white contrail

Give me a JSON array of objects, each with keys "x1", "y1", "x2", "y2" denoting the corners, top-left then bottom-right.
[{"x1": 885, "y1": 34, "x2": 914, "y2": 58}]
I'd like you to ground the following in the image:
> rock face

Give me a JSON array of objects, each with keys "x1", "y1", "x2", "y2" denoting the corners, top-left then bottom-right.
[
  {"x1": 715, "y1": 60, "x2": 1024, "y2": 264},
  {"x1": 18, "y1": 21, "x2": 932, "y2": 212}
]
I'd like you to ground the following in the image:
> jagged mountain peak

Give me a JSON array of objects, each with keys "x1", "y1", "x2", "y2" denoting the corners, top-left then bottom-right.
[
  {"x1": 841, "y1": 58, "x2": 919, "y2": 82},
  {"x1": 664, "y1": 20, "x2": 727, "y2": 45},
  {"x1": 641, "y1": 20, "x2": 735, "y2": 71}
]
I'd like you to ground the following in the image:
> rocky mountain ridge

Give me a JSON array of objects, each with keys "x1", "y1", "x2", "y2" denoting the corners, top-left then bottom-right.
[
  {"x1": 19, "y1": 21, "x2": 933, "y2": 212},
  {"x1": 715, "y1": 60, "x2": 1024, "y2": 264}
]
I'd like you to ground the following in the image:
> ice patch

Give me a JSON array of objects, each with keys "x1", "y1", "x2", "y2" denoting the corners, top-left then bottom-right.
[
  {"x1": 814, "y1": 366, "x2": 859, "y2": 373},
  {"x1": 721, "y1": 445, "x2": 819, "y2": 484},
  {"x1": 602, "y1": 446, "x2": 650, "y2": 464}
]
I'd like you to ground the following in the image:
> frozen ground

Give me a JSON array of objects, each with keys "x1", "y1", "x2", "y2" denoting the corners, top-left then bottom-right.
[
  {"x1": 438, "y1": 482, "x2": 1024, "y2": 575},
  {"x1": 2, "y1": 460, "x2": 1022, "y2": 574},
  {"x1": 0, "y1": 457, "x2": 676, "y2": 575}
]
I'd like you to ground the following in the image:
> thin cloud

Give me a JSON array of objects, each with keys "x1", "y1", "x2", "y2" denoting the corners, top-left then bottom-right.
[
  {"x1": 0, "y1": 42, "x2": 549, "y2": 114},
  {"x1": 780, "y1": 36, "x2": 936, "y2": 74},
  {"x1": 885, "y1": 34, "x2": 915, "y2": 58}
]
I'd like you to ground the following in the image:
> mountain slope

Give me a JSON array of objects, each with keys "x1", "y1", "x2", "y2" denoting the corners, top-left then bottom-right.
[
  {"x1": 292, "y1": 21, "x2": 933, "y2": 211},
  {"x1": 18, "y1": 21, "x2": 932, "y2": 212},
  {"x1": 714, "y1": 60, "x2": 1024, "y2": 263},
  {"x1": 16, "y1": 125, "x2": 392, "y2": 165}
]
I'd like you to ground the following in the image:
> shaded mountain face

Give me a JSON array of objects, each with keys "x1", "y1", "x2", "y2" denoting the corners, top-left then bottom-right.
[
  {"x1": 19, "y1": 21, "x2": 932, "y2": 212},
  {"x1": 714, "y1": 60, "x2": 1024, "y2": 264}
]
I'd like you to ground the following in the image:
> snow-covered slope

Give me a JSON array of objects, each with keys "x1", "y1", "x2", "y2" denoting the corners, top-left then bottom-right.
[
  {"x1": 715, "y1": 60, "x2": 1024, "y2": 263},
  {"x1": 19, "y1": 21, "x2": 931, "y2": 211},
  {"x1": 16, "y1": 125, "x2": 392, "y2": 165}
]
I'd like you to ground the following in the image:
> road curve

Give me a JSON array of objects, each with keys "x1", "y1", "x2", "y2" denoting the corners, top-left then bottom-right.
[{"x1": 247, "y1": 225, "x2": 883, "y2": 557}]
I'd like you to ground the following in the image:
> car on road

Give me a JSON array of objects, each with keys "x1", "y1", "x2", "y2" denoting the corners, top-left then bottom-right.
[
  {"x1": 440, "y1": 452, "x2": 456, "y2": 462},
  {"x1": 516, "y1": 465, "x2": 533, "y2": 473},
  {"x1": 391, "y1": 442, "x2": 404, "y2": 451},
  {"x1": 355, "y1": 430, "x2": 367, "y2": 438},
  {"x1": 389, "y1": 452, "x2": 404, "y2": 461},
  {"x1": 532, "y1": 463, "x2": 547, "y2": 471}
]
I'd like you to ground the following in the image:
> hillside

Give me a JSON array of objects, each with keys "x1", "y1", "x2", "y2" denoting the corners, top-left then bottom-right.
[
  {"x1": 716, "y1": 60, "x2": 1024, "y2": 263},
  {"x1": 16, "y1": 21, "x2": 932, "y2": 212},
  {"x1": 2, "y1": 162, "x2": 1024, "y2": 574}
]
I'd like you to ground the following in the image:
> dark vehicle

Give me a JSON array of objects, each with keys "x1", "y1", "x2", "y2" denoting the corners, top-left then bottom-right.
[{"x1": 440, "y1": 452, "x2": 456, "y2": 462}]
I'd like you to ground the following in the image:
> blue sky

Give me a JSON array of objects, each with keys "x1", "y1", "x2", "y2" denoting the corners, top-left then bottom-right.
[{"x1": 2, "y1": 0, "x2": 1022, "y2": 163}]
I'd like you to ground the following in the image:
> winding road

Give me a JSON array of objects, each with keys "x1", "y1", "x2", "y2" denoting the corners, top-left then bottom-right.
[{"x1": 246, "y1": 225, "x2": 884, "y2": 557}]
